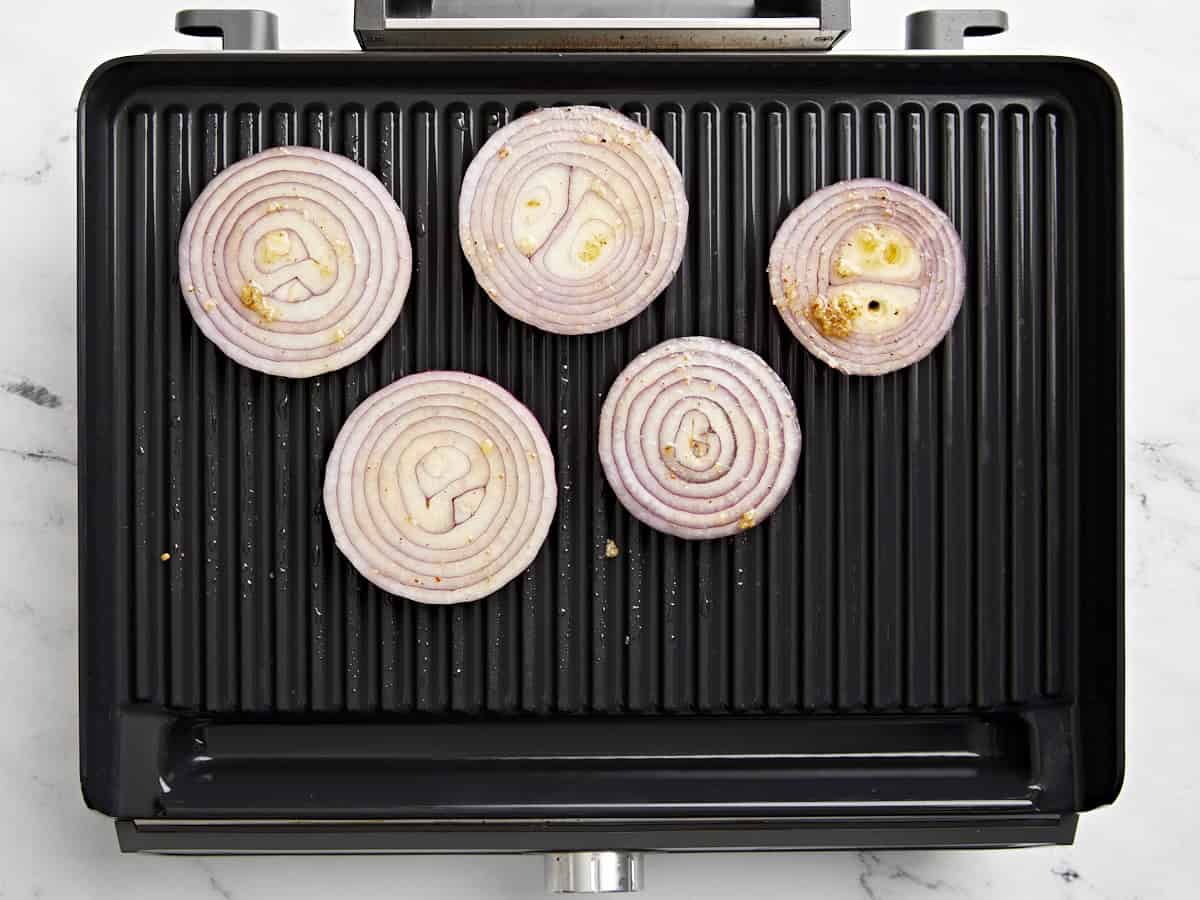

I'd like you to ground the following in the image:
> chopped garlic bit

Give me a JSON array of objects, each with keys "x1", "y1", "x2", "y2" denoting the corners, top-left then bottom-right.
[
  {"x1": 239, "y1": 282, "x2": 262, "y2": 307},
  {"x1": 498, "y1": 145, "x2": 511, "y2": 159},
  {"x1": 578, "y1": 233, "x2": 610, "y2": 263},
  {"x1": 834, "y1": 255, "x2": 860, "y2": 278},
  {"x1": 605, "y1": 539, "x2": 620, "y2": 559},
  {"x1": 662, "y1": 444, "x2": 675, "y2": 458},
  {"x1": 738, "y1": 510, "x2": 756, "y2": 531},
  {"x1": 239, "y1": 281, "x2": 279, "y2": 322},
  {"x1": 160, "y1": 552, "x2": 171, "y2": 562},
  {"x1": 259, "y1": 229, "x2": 293, "y2": 265},
  {"x1": 202, "y1": 300, "x2": 217, "y2": 312},
  {"x1": 480, "y1": 437, "x2": 496, "y2": 454},
  {"x1": 333, "y1": 328, "x2": 346, "y2": 344},
  {"x1": 806, "y1": 293, "x2": 860, "y2": 339}
]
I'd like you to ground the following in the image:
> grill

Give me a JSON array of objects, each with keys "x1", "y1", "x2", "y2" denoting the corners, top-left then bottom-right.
[{"x1": 77, "y1": 1, "x2": 1123, "y2": 884}]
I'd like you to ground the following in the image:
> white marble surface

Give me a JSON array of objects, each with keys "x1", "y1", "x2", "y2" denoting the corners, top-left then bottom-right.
[{"x1": 0, "y1": 0, "x2": 1195, "y2": 896}]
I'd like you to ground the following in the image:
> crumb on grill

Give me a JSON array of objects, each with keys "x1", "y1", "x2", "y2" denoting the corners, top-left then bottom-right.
[{"x1": 605, "y1": 539, "x2": 620, "y2": 559}]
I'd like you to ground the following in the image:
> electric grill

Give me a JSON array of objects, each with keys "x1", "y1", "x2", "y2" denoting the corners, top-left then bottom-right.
[{"x1": 77, "y1": 1, "x2": 1124, "y2": 890}]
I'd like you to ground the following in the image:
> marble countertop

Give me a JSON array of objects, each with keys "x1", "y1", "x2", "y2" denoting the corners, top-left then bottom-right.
[{"x1": 1, "y1": 0, "x2": 1195, "y2": 896}]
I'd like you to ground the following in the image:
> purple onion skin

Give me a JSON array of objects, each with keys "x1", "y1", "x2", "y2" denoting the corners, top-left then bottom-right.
[
  {"x1": 768, "y1": 177, "x2": 965, "y2": 376},
  {"x1": 598, "y1": 336, "x2": 802, "y2": 541}
]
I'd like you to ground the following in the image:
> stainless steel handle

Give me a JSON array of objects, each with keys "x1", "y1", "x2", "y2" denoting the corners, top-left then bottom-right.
[
  {"x1": 546, "y1": 852, "x2": 645, "y2": 894},
  {"x1": 354, "y1": 0, "x2": 851, "y2": 51},
  {"x1": 905, "y1": 9, "x2": 1008, "y2": 50}
]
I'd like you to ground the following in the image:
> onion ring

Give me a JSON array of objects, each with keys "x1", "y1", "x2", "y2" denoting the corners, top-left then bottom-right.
[
  {"x1": 323, "y1": 372, "x2": 557, "y2": 605},
  {"x1": 179, "y1": 146, "x2": 412, "y2": 378},
  {"x1": 768, "y1": 178, "x2": 965, "y2": 375},
  {"x1": 598, "y1": 337, "x2": 802, "y2": 540},
  {"x1": 459, "y1": 105, "x2": 688, "y2": 335}
]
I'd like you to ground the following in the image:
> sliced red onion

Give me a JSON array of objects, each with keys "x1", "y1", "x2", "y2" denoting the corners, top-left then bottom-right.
[
  {"x1": 323, "y1": 372, "x2": 557, "y2": 605},
  {"x1": 179, "y1": 146, "x2": 412, "y2": 378},
  {"x1": 459, "y1": 106, "x2": 688, "y2": 335},
  {"x1": 768, "y1": 178, "x2": 966, "y2": 376},
  {"x1": 599, "y1": 337, "x2": 802, "y2": 540}
]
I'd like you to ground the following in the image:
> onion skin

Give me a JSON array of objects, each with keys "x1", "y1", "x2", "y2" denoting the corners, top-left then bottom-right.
[
  {"x1": 598, "y1": 337, "x2": 801, "y2": 540},
  {"x1": 459, "y1": 106, "x2": 688, "y2": 335},
  {"x1": 179, "y1": 146, "x2": 412, "y2": 379},
  {"x1": 323, "y1": 372, "x2": 556, "y2": 605},
  {"x1": 768, "y1": 178, "x2": 966, "y2": 376}
]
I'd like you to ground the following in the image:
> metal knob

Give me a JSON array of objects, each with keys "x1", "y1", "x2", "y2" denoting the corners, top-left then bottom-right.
[{"x1": 545, "y1": 852, "x2": 644, "y2": 894}]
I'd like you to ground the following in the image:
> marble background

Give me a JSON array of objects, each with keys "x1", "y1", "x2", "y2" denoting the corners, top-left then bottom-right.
[{"x1": 1, "y1": 0, "x2": 1194, "y2": 896}]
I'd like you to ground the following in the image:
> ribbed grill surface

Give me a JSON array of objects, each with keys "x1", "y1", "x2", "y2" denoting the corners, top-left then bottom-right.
[{"x1": 103, "y1": 78, "x2": 1080, "y2": 717}]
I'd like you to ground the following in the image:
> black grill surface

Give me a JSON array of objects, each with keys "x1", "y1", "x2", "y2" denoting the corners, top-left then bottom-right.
[{"x1": 78, "y1": 53, "x2": 1122, "y2": 825}]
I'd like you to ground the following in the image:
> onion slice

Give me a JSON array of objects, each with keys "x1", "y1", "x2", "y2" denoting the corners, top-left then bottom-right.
[
  {"x1": 179, "y1": 146, "x2": 412, "y2": 378},
  {"x1": 459, "y1": 106, "x2": 688, "y2": 335},
  {"x1": 323, "y1": 372, "x2": 557, "y2": 605},
  {"x1": 598, "y1": 337, "x2": 802, "y2": 540},
  {"x1": 768, "y1": 178, "x2": 966, "y2": 376}
]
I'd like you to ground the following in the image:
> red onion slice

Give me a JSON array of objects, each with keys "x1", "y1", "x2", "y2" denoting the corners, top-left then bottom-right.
[
  {"x1": 324, "y1": 372, "x2": 557, "y2": 605},
  {"x1": 179, "y1": 146, "x2": 412, "y2": 378},
  {"x1": 459, "y1": 106, "x2": 688, "y2": 335},
  {"x1": 768, "y1": 178, "x2": 966, "y2": 376},
  {"x1": 599, "y1": 337, "x2": 802, "y2": 540}
]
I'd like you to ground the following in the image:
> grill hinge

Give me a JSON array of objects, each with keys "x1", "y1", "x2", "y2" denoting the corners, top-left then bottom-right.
[
  {"x1": 175, "y1": 9, "x2": 280, "y2": 50},
  {"x1": 905, "y1": 8, "x2": 1009, "y2": 50}
]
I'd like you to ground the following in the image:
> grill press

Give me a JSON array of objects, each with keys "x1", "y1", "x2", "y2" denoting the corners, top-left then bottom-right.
[{"x1": 77, "y1": 0, "x2": 1124, "y2": 888}]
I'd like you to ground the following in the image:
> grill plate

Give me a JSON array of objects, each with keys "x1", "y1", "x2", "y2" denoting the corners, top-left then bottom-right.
[{"x1": 78, "y1": 52, "x2": 1122, "y2": 829}]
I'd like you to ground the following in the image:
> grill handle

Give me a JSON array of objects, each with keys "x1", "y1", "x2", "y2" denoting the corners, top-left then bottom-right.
[{"x1": 353, "y1": 0, "x2": 851, "y2": 51}]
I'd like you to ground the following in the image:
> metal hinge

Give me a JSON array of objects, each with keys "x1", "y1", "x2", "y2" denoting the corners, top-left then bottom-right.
[
  {"x1": 905, "y1": 8, "x2": 1009, "y2": 50},
  {"x1": 175, "y1": 9, "x2": 279, "y2": 50},
  {"x1": 353, "y1": 0, "x2": 851, "y2": 52}
]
